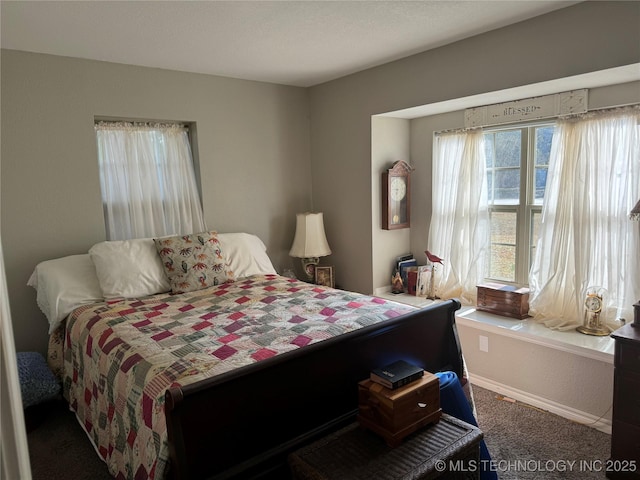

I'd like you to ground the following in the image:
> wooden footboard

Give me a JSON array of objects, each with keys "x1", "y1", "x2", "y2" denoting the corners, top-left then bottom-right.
[{"x1": 165, "y1": 299, "x2": 462, "y2": 480}]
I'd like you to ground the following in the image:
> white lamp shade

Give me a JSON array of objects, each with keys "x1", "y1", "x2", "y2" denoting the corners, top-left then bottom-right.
[{"x1": 289, "y1": 212, "x2": 331, "y2": 258}]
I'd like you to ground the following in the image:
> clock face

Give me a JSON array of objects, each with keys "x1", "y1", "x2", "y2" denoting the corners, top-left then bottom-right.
[
  {"x1": 585, "y1": 295, "x2": 602, "y2": 313},
  {"x1": 390, "y1": 177, "x2": 407, "y2": 201}
]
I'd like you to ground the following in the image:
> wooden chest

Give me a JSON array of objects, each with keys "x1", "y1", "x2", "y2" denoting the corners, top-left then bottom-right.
[
  {"x1": 289, "y1": 414, "x2": 482, "y2": 480},
  {"x1": 357, "y1": 373, "x2": 441, "y2": 447},
  {"x1": 477, "y1": 282, "x2": 530, "y2": 319}
]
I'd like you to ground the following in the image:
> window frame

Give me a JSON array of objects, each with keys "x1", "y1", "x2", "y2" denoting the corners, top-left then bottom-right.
[
  {"x1": 484, "y1": 121, "x2": 553, "y2": 286},
  {"x1": 94, "y1": 119, "x2": 205, "y2": 241}
]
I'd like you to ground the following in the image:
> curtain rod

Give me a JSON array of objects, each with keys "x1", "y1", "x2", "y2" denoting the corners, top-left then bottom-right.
[
  {"x1": 434, "y1": 103, "x2": 640, "y2": 136},
  {"x1": 95, "y1": 121, "x2": 188, "y2": 131},
  {"x1": 555, "y1": 103, "x2": 640, "y2": 122}
]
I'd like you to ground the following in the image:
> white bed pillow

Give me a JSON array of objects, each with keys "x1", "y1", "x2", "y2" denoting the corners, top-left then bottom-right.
[
  {"x1": 28, "y1": 254, "x2": 104, "y2": 334},
  {"x1": 217, "y1": 233, "x2": 277, "y2": 278},
  {"x1": 89, "y1": 238, "x2": 171, "y2": 299}
]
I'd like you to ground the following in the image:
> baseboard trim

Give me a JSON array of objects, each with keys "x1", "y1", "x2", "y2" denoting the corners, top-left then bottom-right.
[{"x1": 469, "y1": 373, "x2": 612, "y2": 434}]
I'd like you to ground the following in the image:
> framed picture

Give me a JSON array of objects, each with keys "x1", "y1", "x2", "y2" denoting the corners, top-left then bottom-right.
[
  {"x1": 416, "y1": 265, "x2": 431, "y2": 297},
  {"x1": 315, "y1": 266, "x2": 335, "y2": 288}
]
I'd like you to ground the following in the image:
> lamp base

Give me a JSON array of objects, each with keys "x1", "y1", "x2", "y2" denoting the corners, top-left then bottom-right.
[{"x1": 300, "y1": 257, "x2": 319, "y2": 282}]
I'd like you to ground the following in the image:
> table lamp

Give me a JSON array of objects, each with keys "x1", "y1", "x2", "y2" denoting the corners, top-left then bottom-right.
[{"x1": 289, "y1": 212, "x2": 331, "y2": 281}]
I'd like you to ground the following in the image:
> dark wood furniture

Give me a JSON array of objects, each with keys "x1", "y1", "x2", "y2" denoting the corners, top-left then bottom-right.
[
  {"x1": 609, "y1": 323, "x2": 640, "y2": 479},
  {"x1": 165, "y1": 299, "x2": 463, "y2": 479},
  {"x1": 288, "y1": 413, "x2": 482, "y2": 480},
  {"x1": 357, "y1": 373, "x2": 441, "y2": 447}
]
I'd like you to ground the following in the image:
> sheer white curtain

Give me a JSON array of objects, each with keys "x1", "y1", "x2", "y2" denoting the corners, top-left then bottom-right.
[
  {"x1": 95, "y1": 122, "x2": 206, "y2": 241},
  {"x1": 529, "y1": 107, "x2": 640, "y2": 329},
  {"x1": 428, "y1": 129, "x2": 489, "y2": 304}
]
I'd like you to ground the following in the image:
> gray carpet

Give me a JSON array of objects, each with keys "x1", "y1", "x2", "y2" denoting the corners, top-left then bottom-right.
[
  {"x1": 26, "y1": 399, "x2": 113, "y2": 480},
  {"x1": 472, "y1": 385, "x2": 611, "y2": 480},
  {"x1": 26, "y1": 385, "x2": 611, "y2": 479}
]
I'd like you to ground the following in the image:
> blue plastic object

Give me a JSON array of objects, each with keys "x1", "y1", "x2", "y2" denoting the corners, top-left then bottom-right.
[{"x1": 436, "y1": 371, "x2": 497, "y2": 480}]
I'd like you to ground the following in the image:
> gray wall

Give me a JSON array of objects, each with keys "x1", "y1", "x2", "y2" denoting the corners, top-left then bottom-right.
[
  {"x1": 1, "y1": 51, "x2": 311, "y2": 354},
  {"x1": 3, "y1": 1, "x2": 640, "y2": 355},
  {"x1": 309, "y1": 1, "x2": 640, "y2": 294},
  {"x1": 371, "y1": 116, "x2": 410, "y2": 290}
]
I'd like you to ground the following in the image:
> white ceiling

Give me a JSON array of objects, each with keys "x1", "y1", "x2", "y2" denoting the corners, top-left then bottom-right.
[{"x1": 1, "y1": 0, "x2": 580, "y2": 87}]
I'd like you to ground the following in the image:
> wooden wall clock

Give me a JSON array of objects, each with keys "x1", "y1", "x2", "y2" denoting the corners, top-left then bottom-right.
[{"x1": 382, "y1": 160, "x2": 413, "y2": 230}]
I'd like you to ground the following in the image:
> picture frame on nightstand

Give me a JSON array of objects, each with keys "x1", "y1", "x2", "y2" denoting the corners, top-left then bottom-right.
[{"x1": 315, "y1": 266, "x2": 335, "y2": 288}]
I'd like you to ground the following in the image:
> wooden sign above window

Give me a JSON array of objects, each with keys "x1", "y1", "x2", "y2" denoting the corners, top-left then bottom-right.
[{"x1": 465, "y1": 89, "x2": 588, "y2": 128}]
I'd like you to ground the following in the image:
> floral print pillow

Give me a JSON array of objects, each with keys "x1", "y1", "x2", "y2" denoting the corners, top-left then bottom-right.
[{"x1": 154, "y1": 232, "x2": 232, "y2": 293}]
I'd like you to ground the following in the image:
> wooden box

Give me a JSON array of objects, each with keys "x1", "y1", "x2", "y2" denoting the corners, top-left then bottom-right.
[
  {"x1": 357, "y1": 372, "x2": 441, "y2": 447},
  {"x1": 477, "y1": 282, "x2": 530, "y2": 319}
]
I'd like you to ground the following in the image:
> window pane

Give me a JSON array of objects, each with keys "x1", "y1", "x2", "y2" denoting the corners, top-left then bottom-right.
[
  {"x1": 489, "y1": 211, "x2": 517, "y2": 282},
  {"x1": 494, "y1": 130, "x2": 521, "y2": 167},
  {"x1": 535, "y1": 126, "x2": 554, "y2": 166},
  {"x1": 493, "y1": 168, "x2": 520, "y2": 203},
  {"x1": 490, "y1": 245, "x2": 516, "y2": 282},
  {"x1": 530, "y1": 211, "x2": 542, "y2": 266},
  {"x1": 534, "y1": 167, "x2": 548, "y2": 202},
  {"x1": 534, "y1": 126, "x2": 553, "y2": 203},
  {"x1": 485, "y1": 130, "x2": 522, "y2": 205},
  {"x1": 484, "y1": 136, "x2": 495, "y2": 169}
]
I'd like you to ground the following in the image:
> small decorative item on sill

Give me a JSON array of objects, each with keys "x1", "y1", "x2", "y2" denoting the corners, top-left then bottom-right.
[
  {"x1": 476, "y1": 282, "x2": 530, "y2": 319},
  {"x1": 424, "y1": 250, "x2": 444, "y2": 300},
  {"x1": 391, "y1": 270, "x2": 404, "y2": 294},
  {"x1": 577, "y1": 286, "x2": 609, "y2": 336}
]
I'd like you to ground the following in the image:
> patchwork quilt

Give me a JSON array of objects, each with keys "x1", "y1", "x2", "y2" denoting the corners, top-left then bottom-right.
[{"x1": 53, "y1": 274, "x2": 414, "y2": 480}]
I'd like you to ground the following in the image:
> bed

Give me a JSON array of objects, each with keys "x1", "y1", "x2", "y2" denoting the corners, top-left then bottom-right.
[{"x1": 29, "y1": 232, "x2": 465, "y2": 480}]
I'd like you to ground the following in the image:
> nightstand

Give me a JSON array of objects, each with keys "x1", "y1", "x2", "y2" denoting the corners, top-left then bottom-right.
[{"x1": 608, "y1": 323, "x2": 640, "y2": 479}]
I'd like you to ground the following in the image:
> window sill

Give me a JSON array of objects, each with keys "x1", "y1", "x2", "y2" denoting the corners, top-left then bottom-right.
[
  {"x1": 375, "y1": 290, "x2": 441, "y2": 308},
  {"x1": 375, "y1": 289, "x2": 615, "y2": 363},
  {"x1": 455, "y1": 306, "x2": 615, "y2": 364}
]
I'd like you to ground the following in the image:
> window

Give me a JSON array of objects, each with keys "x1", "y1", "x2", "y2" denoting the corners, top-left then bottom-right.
[
  {"x1": 95, "y1": 121, "x2": 206, "y2": 241},
  {"x1": 483, "y1": 123, "x2": 554, "y2": 284},
  {"x1": 429, "y1": 106, "x2": 639, "y2": 326}
]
